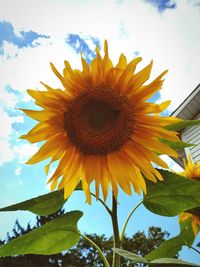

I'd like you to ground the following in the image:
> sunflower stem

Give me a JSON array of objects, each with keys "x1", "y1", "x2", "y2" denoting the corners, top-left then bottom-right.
[
  {"x1": 111, "y1": 194, "x2": 121, "y2": 267},
  {"x1": 73, "y1": 230, "x2": 110, "y2": 267},
  {"x1": 120, "y1": 200, "x2": 143, "y2": 244},
  {"x1": 189, "y1": 246, "x2": 200, "y2": 254},
  {"x1": 91, "y1": 192, "x2": 112, "y2": 215}
]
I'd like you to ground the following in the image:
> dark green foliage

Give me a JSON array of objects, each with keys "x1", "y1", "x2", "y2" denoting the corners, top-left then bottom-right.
[{"x1": 55, "y1": 227, "x2": 169, "y2": 267}]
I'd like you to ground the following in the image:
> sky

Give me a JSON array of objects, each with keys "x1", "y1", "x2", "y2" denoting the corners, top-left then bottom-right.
[{"x1": 0, "y1": 0, "x2": 200, "y2": 264}]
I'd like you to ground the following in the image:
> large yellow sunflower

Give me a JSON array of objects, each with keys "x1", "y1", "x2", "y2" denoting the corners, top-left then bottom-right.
[
  {"x1": 21, "y1": 41, "x2": 181, "y2": 203},
  {"x1": 179, "y1": 154, "x2": 200, "y2": 236}
]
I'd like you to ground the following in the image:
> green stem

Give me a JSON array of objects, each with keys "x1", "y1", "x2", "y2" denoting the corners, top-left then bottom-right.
[
  {"x1": 74, "y1": 230, "x2": 110, "y2": 267},
  {"x1": 190, "y1": 246, "x2": 200, "y2": 254},
  {"x1": 120, "y1": 200, "x2": 143, "y2": 244},
  {"x1": 111, "y1": 194, "x2": 121, "y2": 267},
  {"x1": 91, "y1": 192, "x2": 112, "y2": 215}
]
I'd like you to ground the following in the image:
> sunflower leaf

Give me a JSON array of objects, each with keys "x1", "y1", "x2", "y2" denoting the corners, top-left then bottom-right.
[
  {"x1": 113, "y1": 248, "x2": 200, "y2": 266},
  {"x1": 145, "y1": 218, "x2": 195, "y2": 261},
  {"x1": 0, "y1": 190, "x2": 65, "y2": 216},
  {"x1": 0, "y1": 184, "x2": 82, "y2": 216},
  {"x1": 143, "y1": 170, "x2": 200, "y2": 216},
  {"x1": 159, "y1": 139, "x2": 196, "y2": 150},
  {"x1": 149, "y1": 258, "x2": 200, "y2": 266},
  {"x1": 145, "y1": 233, "x2": 184, "y2": 261},
  {"x1": 0, "y1": 211, "x2": 82, "y2": 256},
  {"x1": 112, "y1": 248, "x2": 148, "y2": 263},
  {"x1": 179, "y1": 217, "x2": 196, "y2": 247},
  {"x1": 165, "y1": 119, "x2": 200, "y2": 131}
]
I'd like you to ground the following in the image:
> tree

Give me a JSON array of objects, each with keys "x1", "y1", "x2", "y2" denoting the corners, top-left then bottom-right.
[
  {"x1": 0, "y1": 210, "x2": 170, "y2": 267},
  {"x1": 0, "y1": 209, "x2": 65, "y2": 267},
  {"x1": 62, "y1": 227, "x2": 169, "y2": 267}
]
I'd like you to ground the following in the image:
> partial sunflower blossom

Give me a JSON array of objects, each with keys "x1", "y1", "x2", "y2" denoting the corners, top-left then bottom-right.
[
  {"x1": 21, "y1": 41, "x2": 181, "y2": 203},
  {"x1": 179, "y1": 212, "x2": 200, "y2": 237},
  {"x1": 179, "y1": 154, "x2": 200, "y2": 236},
  {"x1": 180, "y1": 154, "x2": 200, "y2": 181}
]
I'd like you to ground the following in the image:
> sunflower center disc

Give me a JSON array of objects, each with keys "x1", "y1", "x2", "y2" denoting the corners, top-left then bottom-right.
[
  {"x1": 82, "y1": 101, "x2": 119, "y2": 132},
  {"x1": 64, "y1": 85, "x2": 134, "y2": 155}
]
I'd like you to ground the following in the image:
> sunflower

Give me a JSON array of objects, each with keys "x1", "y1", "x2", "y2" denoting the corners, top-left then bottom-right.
[
  {"x1": 180, "y1": 154, "x2": 200, "y2": 181},
  {"x1": 179, "y1": 212, "x2": 200, "y2": 236},
  {"x1": 21, "y1": 41, "x2": 181, "y2": 203},
  {"x1": 179, "y1": 154, "x2": 200, "y2": 236}
]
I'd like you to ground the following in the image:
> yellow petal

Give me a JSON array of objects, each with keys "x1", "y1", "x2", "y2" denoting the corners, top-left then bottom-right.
[
  {"x1": 117, "y1": 57, "x2": 142, "y2": 89},
  {"x1": 82, "y1": 178, "x2": 92, "y2": 204},
  {"x1": 102, "y1": 40, "x2": 113, "y2": 78},
  {"x1": 130, "y1": 60, "x2": 153, "y2": 90},
  {"x1": 21, "y1": 123, "x2": 59, "y2": 143},
  {"x1": 129, "y1": 70, "x2": 167, "y2": 100},
  {"x1": 81, "y1": 55, "x2": 90, "y2": 75},
  {"x1": 116, "y1": 53, "x2": 127, "y2": 69},
  {"x1": 63, "y1": 175, "x2": 80, "y2": 199},
  {"x1": 50, "y1": 179, "x2": 58, "y2": 191},
  {"x1": 26, "y1": 134, "x2": 66, "y2": 165},
  {"x1": 108, "y1": 152, "x2": 133, "y2": 195},
  {"x1": 50, "y1": 62, "x2": 69, "y2": 89},
  {"x1": 20, "y1": 109, "x2": 59, "y2": 122}
]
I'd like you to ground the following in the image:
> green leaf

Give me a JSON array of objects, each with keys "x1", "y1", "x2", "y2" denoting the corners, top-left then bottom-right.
[
  {"x1": 145, "y1": 217, "x2": 195, "y2": 261},
  {"x1": 0, "y1": 211, "x2": 83, "y2": 256},
  {"x1": 112, "y1": 248, "x2": 148, "y2": 263},
  {"x1": 0, "y1": 190, "x2": 66, "y2": 216},
  {"x1": 113, "y1": 248, "x2": 200, "y2": 266},
  {"x1": 165, "y1": 120, "x2": 200, "y2": 131},
  {"x1": 145, "y1": 232, "x2": 185, "y2": 261},
  {"x1": 0, "y1": 183, "x2": 82, "y2": 216},
  {"x1": 143, "y1": 170, "x2": 200, "y2": 216},
  {"x1": 179, "y1": 217, "x2": 196, "y2": 247},
  {"x1": 160, "y1": 139, "x2": 196, "y2": 150},
  {"x1": 150, "y1": 258, "x2": 200, "y2": 266}
]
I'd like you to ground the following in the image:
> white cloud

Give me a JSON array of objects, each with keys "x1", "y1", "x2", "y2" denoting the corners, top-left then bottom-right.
[
  {"x1": 1, "y1": 41, "x2": 19, "y2": 59},
  {"x1": 15, "y1": 166, "x2": 22, "y2": 175},
  {"x1": 0, "y1": 108, "x2": 27, "y2": 165},
  {"x1": 0, "y1": 139, "x2": 14, "y2": 165},
  {"x1": 13, "y1": 143, "x2": 38, "y2": 163},
  {"x1": 0, "y1": 37, "x2": 81, "y2": 95},
  {"x1": 0, "y1": 87, "x2": 17, "y2": 108},
  {"x1": 0, "y1": 109, "x2": 36, "y2": 166},
  {"x1": 0, "y1": 107, "x2": 12, "y2": 138},
  {"x1": 11, "y1": 115, "x2": 24, "y2": 124},
  {"x1": 0, "y1": 0, "x2": 199, "y2": 111}
]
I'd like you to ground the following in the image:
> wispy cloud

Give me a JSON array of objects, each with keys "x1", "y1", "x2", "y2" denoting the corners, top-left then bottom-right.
[
  {"x1": 0, "y1": 139, "x2": 14, "y2": 165},
  {"x1": 66, "y1": 34, "x2": 100, "y2": 63},
  {"x1": 0, "y1": 20, "x2": 49, "y2": 55},
  {"x1": 145, "y1": 0, "x2": 176, "y2": 12}
]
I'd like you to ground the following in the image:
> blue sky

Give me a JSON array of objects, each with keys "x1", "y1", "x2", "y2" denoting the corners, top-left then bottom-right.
[{"x1": 0, "y1": 0, "x2": 200, "y2": 264}]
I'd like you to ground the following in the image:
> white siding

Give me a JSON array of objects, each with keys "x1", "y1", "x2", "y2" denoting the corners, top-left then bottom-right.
[
  {"x1": 172, "y1": 84, "x2": 200, "y2": 119},
  {"x1": 171, "y1": 84, "x2": 200, "y2": 165},
  {"x1": 181, "y1": 113, "x2": 200, "y2": 162}
]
